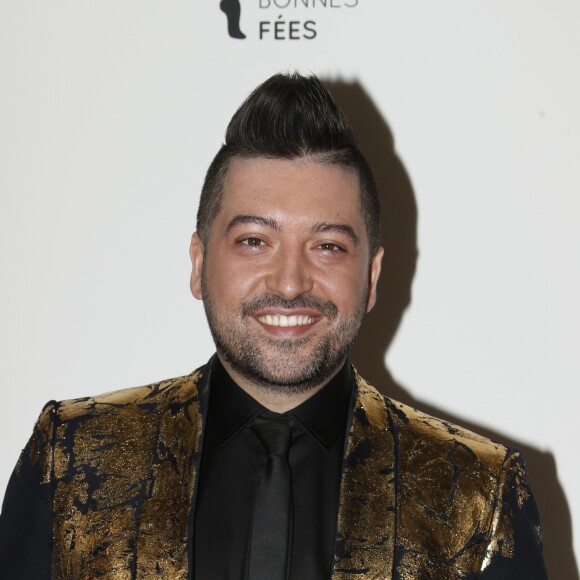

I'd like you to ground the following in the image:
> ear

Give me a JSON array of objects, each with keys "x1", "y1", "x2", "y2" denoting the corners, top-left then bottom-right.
[
  {"x1": 189, "y1": 232, "x2": 204, "y2": 300},
  {"x1": 365, "y1": 246, "x2": 384, "y2": 313}
]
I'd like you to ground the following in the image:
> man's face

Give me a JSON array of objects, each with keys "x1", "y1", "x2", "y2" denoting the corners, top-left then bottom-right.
[{"x1": 190, "y1": 157, "x2": 382, "y2": 394}]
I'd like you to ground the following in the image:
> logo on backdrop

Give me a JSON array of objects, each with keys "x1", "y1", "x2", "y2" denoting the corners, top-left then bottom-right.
[
  {"x1": 219, "y1": 0, "x2": 360, "y2": 41},
  {"x1": 220, "y1": 0, "x2": 246, "y2": 39}
]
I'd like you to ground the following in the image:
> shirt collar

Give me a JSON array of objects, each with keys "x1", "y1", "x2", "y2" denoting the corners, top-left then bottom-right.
[{"x1": 207, "y1": 356, "x2": 353, "y2": 452}]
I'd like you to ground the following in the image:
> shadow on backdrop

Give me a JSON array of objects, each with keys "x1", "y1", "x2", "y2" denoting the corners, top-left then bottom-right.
[{"x1": 324, "y1": 79, "x2": 578, "y2": 580}]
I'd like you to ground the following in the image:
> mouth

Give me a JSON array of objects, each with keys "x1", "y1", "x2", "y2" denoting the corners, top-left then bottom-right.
[
  {"x1": 252, "y1": 309, "x2": 322, "y2": 338},
  {"x1": 242, "y1": 295, "x2": 337, "y2": 340},
  {"x1": 256, "y1": 314, "x2": 315, "y2": 327}
]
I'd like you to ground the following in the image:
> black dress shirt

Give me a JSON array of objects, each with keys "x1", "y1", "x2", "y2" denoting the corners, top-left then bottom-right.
[{"x1": 193, "y1": 358, "x2": 353, "y2": 580}]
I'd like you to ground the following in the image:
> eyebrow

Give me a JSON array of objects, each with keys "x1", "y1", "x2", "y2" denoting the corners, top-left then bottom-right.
[
  {"x1": 225, "y1": 215, "x2": 281, "y2": 233},
  {"x1": 311, "y1": 222, "x2": 360, "y2": 246},
  {"x1": 225, "y1": 215, "x2": 360, "y2": 246}
]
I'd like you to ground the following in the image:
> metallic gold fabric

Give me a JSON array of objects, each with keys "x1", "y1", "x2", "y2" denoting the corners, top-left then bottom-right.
[
  {"x1": 387, "y1": 398, "x2": 507, "y2": 578},
  {"x1": 333, "y1": 373, "x2": 396, "y2": 578},
  {"x1": 44, "y1": 371, "x2": 206, "y2": 579},
  {"x1": 16, "y1": 400, "x2": 55, "y2": 485},
  {"x1": 480, "y1": 449, "x2": 534, "y2": 570},
  {"x1": 332, "y1": 379, "x2": 538, "y2": 579},
  {"x1": 18, "y1": 364, "x2": 539, "y2": 578}
]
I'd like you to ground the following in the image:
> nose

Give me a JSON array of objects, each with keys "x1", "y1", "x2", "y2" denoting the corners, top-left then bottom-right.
[{"x1": 265, "y1": 244, "x2": 314, "y2": 299}]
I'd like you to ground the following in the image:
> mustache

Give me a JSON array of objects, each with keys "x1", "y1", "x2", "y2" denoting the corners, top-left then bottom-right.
[{"x1": 241, "y1": 294, "x2": 338, "y2": 319}]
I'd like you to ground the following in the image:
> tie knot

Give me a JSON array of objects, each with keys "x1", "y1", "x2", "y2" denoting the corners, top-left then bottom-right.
[{"x1": 252, "y1": 413, "x2": 292, "y2": 458}]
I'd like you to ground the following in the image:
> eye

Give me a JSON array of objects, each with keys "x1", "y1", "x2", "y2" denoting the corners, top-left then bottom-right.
[
  {"x1": 238, "y1": 237, "x2": 266, "y2": 248},
  {"x1": 317, "y1": 242, "x2": 345, "y2": 253}
]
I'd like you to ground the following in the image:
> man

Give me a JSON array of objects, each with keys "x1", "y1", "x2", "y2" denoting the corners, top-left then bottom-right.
[{"x1": 0, "y1": 73, "x2": 547, "y2": 579}]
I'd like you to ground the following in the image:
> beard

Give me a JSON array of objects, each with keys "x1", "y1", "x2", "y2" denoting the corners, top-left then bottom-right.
[{"x1": 201, "y1": 275, "x2": 367, "y2": 395}]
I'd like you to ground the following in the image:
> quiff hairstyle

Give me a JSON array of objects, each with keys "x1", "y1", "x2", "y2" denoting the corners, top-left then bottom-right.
[{"x1": 196, "y1": 72, "x2": 381, "y2": 256}]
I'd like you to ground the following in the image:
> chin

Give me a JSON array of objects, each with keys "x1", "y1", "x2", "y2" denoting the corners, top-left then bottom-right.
[{"x1": 221, "y1": 344, "x2": 346, "y2": 395}]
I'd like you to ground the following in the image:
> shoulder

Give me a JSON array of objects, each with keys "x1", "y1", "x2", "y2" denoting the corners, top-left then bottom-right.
[
  {"x1": 52, "y1": 365, "x2": 209, "y2": 424},
  {"x1": 354, "y1": 373, "x2": 509, "y2": 483},
  {"x1": 20, "y1": 364, "x2": 211, "y2": 485},
  {"x1": 385, "y1": 395, "x2": 509, "y2": 468},
  {"x1": 21, "y1": 365, "x2": 208, "y2": 473},
  {"x1": 21, "y1": 365, "x2": 210, "y2": 470}
]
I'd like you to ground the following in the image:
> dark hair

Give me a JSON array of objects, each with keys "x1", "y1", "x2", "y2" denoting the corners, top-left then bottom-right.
[{"x1": 196, "y1": 72, "x2": 381, "y2": 256}]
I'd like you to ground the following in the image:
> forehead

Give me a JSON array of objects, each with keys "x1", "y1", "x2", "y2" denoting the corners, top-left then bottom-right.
[{"x1": 217, "y1": 156, "x2": 364, "y2": 228}]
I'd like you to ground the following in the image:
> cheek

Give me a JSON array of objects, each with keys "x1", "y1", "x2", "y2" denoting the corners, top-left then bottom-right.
[
  {"x1": 316, "y1": 269, "x2": 368, "y2": 310},
  {"x1": 203, "y1": 259, "x2": 263, "y2": 303}
]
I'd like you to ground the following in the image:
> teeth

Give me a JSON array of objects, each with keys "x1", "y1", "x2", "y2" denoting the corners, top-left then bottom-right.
[{"x1": 258, "y1": 314, "x2": 315, "y2": 327}]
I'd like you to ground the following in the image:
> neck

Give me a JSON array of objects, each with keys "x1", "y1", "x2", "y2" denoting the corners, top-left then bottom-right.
[{"x1": 217, "y1": 355, "x2": 344, "y2": 413}]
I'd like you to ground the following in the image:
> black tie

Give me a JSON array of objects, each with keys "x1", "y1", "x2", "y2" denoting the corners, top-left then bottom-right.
[{"x1": 248, "y1": 414, "x2": 293, "y2": 580}]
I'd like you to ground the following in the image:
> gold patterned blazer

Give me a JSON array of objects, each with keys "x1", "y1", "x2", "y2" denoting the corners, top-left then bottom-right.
[{"x1": 0, "y1": 362, "x2": 546, "y2": 579}]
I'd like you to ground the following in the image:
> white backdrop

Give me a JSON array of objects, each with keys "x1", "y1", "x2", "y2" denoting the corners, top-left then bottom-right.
[{"x1": 1, "y1": 1, "x2": 578, "y2": 577}]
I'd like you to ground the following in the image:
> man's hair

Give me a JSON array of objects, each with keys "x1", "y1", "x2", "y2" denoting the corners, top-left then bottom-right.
[{"x1": 196, "y1": 72, "x2": 381, "y2": 256}]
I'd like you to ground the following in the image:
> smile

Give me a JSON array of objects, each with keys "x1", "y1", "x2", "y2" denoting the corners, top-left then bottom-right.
[{"x1": 257, "y1": 314, "x2": 315, "y2": 327}]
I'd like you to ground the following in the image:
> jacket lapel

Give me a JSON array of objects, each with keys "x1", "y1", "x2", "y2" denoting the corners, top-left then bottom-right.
[
  {"x1": 332, "y1": 373, "x2": 396, "y2": 579},
  {"x1": 134, "y1": 367, "x2": 209, "y2": 578}
]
